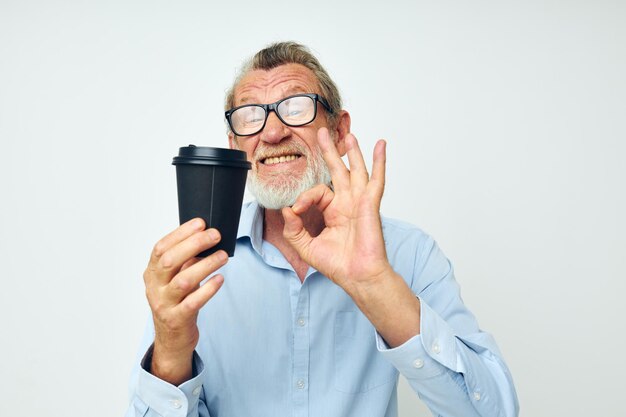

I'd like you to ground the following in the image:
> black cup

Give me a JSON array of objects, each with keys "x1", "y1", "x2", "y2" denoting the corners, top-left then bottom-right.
[{"x1": 172, "y1": 145, "x2": 251, "y2": 257}]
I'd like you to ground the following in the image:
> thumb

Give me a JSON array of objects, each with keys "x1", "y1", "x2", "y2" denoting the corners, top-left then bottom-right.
[{"x1": 282, "y1": 207, "x2": 314, "y2": 260}]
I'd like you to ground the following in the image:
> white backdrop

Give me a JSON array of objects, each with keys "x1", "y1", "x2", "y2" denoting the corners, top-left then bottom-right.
[{"x1": 1, "y1": 1, "x2": 624, "y2": 416}]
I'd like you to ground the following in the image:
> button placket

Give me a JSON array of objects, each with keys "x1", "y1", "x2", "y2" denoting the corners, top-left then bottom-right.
[{"x1": 292, "y1": 279, "x2": 310, "y2": 412}]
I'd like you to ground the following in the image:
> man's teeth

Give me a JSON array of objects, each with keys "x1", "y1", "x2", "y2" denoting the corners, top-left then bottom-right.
[{"x1": 263, "y1": 155, "x2": 300, "y2": 165}]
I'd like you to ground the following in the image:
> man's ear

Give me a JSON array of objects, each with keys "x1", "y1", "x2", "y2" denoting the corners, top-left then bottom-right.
[{"x1": 333, "y1": 110, "x2": 351, "y2": 157}]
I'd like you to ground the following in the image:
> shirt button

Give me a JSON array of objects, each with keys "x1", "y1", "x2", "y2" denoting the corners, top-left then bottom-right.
[
  {"x1": 432, "y1": 341, "x2": 441, "y2": 354},
  {"x1": 192, "y1": 386, "x2": 201, "y2": 396},
  {"x1": 297, "y1": 318, "x2": 306, "y2": 327},
  {"x1": 170, "y1": 399, "x2": 182, "y2": 409},
  {"x1": 412, "y1": 358, "x2": 424, "y2": 368},
  {"x1": 473, "y1": 391, "x2": 481, "y2": 401},
  {"x1": 296, "y1": 379, "x2": 306, "y2": 389}
]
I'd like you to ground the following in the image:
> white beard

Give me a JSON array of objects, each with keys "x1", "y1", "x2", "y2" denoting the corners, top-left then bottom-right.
[{"x1": 247, "y1": 145, "x2": 331, "y2": 210}]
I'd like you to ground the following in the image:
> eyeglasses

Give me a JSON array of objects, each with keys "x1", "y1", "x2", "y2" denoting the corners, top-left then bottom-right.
[{"x1": 225, "y1": 93, "x2": 333, "y2": 137}]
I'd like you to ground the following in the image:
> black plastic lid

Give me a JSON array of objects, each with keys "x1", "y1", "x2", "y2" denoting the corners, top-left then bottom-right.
[{"x1": 172, "y1": 145, "x2": 251, "y2": 169}]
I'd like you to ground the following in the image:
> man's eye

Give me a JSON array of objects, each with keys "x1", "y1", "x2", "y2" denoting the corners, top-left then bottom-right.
[
  {"x1": 245, "y1": 116, "x2": 264, "y2": 123},
  {"x1": 241, "y1": 109, "x2": 264, "y2": 124}
]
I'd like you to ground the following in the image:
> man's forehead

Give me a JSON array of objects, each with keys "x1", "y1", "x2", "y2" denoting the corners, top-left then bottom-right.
[{"x1": 234, "y1": 64, "x2": 319, "y2": 105}]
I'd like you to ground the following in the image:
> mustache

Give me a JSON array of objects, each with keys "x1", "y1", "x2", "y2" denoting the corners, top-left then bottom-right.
[{"x1": 253, "y1": 141, "x2": 309, "y2": 161}]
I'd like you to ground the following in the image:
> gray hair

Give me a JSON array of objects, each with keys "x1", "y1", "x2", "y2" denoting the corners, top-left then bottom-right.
[{"x1": 225, "y1": 41, "x2": 342, "y2": 128}]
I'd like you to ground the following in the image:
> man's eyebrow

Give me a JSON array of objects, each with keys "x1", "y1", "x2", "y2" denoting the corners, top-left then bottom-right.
[
  {"x1": 283, "y1": 86, "x2": 309, "y2": 97},
  {"x1": 238, "y1": 97, "x2": 252, "y2": 105},
  {"x1": 237, "y1": 86, "x2": 312, "y2": 106}
]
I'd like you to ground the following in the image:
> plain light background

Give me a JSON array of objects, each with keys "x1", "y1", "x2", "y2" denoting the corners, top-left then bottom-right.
[{"x1": 1, "y1": 1, "x2": 624, "y2": 416}]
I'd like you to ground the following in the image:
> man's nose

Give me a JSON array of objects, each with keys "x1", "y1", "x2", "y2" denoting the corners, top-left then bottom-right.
[{"x1": 260, "y1": 111, "x2": 289, "y2": 144}]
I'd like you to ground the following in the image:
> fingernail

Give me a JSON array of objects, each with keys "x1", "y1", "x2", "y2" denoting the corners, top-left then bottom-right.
[
  {"x1": 208, "y1": 229, "x2": 220, "y2": 240},
  {"x1": 193, "y1": 218, "x2": 204, "y2": 229}
]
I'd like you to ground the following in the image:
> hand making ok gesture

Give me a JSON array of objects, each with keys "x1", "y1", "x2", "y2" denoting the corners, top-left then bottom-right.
[
  {"x1": 282, "y1": 127, "x2": 392, "y2": 294},
  {"x1": 282, "y1": 127, "x2": 421, "y2": 347}
]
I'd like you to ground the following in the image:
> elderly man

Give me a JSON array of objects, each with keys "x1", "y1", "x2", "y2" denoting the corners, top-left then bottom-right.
[{"x1": 127, "y1": 42, "x2": 519, "y2": 417}]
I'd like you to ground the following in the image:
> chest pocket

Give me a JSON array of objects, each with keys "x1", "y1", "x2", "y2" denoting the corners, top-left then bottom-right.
[{"x1": 334, "y1": 311, "x2": 398, "y2": 393}]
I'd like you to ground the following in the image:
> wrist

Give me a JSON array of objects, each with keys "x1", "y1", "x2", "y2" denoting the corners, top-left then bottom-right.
[
  {"x1": 342, "y1": 263, "x2": 398, "y2": 302},
  {"x1": 347, "y1": 270, "x2": 421, "y2": 348},
  {"x1": 150, "y1": 341, "x2": 195, "y2": 385},
  {"x1": 149, "y1": 321, "x2": 198, "y2": 384}
]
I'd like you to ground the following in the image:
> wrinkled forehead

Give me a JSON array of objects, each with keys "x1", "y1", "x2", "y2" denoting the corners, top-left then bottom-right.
[{"x1": 233, "y1": 64, "x2": 321, "y2": 106}]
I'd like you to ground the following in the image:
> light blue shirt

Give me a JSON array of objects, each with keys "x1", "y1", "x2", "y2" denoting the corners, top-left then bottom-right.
[{"x1": 126, "y1": 201, "x2": 519, "y2": 417}]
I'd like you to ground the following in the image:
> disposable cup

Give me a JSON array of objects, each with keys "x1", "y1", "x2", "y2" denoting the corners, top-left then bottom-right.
[{"x1": 172, "y1": 145, "x2": 251, "y2": 257}]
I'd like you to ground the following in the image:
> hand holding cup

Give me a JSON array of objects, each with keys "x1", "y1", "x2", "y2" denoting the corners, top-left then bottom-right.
[{"x1": 143, "y1": 218, "x2": 228, "y2": 385}]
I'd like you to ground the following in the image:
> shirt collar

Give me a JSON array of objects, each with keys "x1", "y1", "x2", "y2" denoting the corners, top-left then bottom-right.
[
  {"x1": 235, "y1": 200, "x2": 318, "y2": 277},
  {"x1": 236, "y1": 200, "x2": 264, "y2": 253}
]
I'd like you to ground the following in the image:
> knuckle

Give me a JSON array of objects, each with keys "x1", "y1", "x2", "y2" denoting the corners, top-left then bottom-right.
[
  {"x1": 145, "y1": 288, "x2": 153, "y2": 304},
  {"x1": 150, "y1": 290, "x2": 171, "y2": 314},
  {"x1": 172, "y1": 277, "x2": 191, "y2": 293},
  {"x1": 159, "y1": 252, "x2": 175, "y2": 270},
  {"x1": 143, "y1": 269, "x2": 151, "y2": 284},
  {"x1": 182, "y1": 299, "x2": 200, "y2": 313},
  {"x1": 209, "y1": 250, "x2": 227, "y2": 265},
  {"x1": 151, "y1": 299, "x2": 166, "y2": 316},
  {"x1": 145, "y1": 285, "x2": 161, "y2": 305},
  {"x1": 153, "y1": 240, "x2": 167, "y2": 258},
  {"x1": 193, "y1": 232, "x2": 211, "y2": 248}
]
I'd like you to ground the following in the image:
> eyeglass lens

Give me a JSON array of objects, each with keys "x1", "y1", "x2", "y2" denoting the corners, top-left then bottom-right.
[{"x1": 230, "y1": 95, "x2": 316, "y2": 136}]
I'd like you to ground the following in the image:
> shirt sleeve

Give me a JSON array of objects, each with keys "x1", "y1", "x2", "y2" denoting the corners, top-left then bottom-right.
[
  {"x1": 125, "y1": 323, "x2": 211, "y2": 417},
  {"x1": 377, "y1": 231, "x2": 520, "y2": 417}
]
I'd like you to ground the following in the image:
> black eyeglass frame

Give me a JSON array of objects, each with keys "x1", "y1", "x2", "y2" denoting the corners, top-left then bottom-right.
[{"x1": 225, "y1": 93, "x2": 333, "y2": 137}]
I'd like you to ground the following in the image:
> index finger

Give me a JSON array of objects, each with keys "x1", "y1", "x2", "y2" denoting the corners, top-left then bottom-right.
[
  {"x1": 317, "y1": 127, "x2": 349, "y2": 192},
  {"x1": 150, "y1": 218, "x2": 206, "y2": 265}
]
